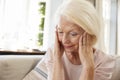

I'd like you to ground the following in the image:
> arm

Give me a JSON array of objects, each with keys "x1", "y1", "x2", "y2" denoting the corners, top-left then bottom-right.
[
  {"x1": 79, "y1": 32, "x2": 94, "y2": 80},
  {"x1": 52, "y1": 59, "x2": 65, "y2": 80},
  {"x1": 51, "y1": 31, "x2": 65, "y2": 80},
  {"x1": 79, "y1": 66, "x2": 94, "y2": 80}
]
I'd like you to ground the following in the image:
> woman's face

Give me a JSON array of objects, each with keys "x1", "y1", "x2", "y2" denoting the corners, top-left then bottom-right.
[{"x1": 57, "y1": 16, "x2": 85, "y2": 53}]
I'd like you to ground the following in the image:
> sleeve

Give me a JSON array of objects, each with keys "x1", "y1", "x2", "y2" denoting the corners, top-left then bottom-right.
[
  {"x1": 44, "y1": 48, "x2": 54, "y2": 80},
  {"x1": 22, "y1": 48, "x2": 54, "y2": 80},
  {"x1": 110, "y1": 57, "x2": 120, "y2": 80},
  {"x1": 94, "y1": 55, "x2": 115, "y2": 80}
]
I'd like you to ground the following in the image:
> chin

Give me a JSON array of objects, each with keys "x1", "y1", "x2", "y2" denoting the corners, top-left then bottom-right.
[
  {"x1": 65, "y1": 49, "x2": 76, "y2": 53},
  {"x1": 64, "y1": 46, "x2": 78, "y2": 53}
]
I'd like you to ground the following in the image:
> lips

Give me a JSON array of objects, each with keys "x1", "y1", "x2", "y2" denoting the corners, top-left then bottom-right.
[{"x1": 64, "y1": 45, "x2": 73, "y2": 49}]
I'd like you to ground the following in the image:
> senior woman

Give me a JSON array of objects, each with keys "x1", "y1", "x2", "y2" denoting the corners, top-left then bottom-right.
[{"x1": 23, "y1": 0, "x2": 115, "y2": 80}]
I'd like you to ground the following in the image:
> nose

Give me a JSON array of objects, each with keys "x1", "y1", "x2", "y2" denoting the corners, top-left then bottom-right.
[{"x1": 62, "y1": 34, "x2": 70, "y2": 44}]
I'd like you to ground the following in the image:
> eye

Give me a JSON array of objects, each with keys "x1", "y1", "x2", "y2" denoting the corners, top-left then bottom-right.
[{"x1": 70, "y1": 32, "x2": 78, "y2": 36}]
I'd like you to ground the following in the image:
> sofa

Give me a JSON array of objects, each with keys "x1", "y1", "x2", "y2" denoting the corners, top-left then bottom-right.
[
  {"x1": 0, "y1": 55, "x2": 43, "y2": 80},
  {"x1": 0, "y1": 55, "x2": 120, "y2": 80}
]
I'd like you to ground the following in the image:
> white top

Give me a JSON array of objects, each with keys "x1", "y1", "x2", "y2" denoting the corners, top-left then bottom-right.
[{"x1": 62, "y1": 53, "x2": 82, "y2": 80}]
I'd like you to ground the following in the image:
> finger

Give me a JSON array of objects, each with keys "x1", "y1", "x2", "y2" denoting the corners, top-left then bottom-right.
[
  {"x1": 82, "y1": 32, "x2": 87, "y2": 47},
  {"x1": 86, "y1": 33, "x2": 90, "y2": 47},
  {"x1": 79, "y1": 35, "x2": 82, "y2": 59},
  {"x1": 79, "y1": 32, "x2": 84, "y2": 49},
  {"x1": 86, "y1": 34, "x2": 93, "y2": 53},
  {"x1": 55, "y1": 25, "x2": 58, "y2": 31},
  {"x1": 79, "y1": 33, "x2": 83, "y2": 47},
  {"x1": 86, "y1": 34, "x2": 90, "y2": 53},
  {"x1": 79, "y1": 32, "x2": 86, "y2": 53},
  {"x1": 55, "y1": 31, "x2": 60, "y2": 49},
  {"x1": 55, "y1": 25, "x2": 58, "y2": 42},
  {"x1": 86, "y1": 33, "x2": 93, "y2": 47}
]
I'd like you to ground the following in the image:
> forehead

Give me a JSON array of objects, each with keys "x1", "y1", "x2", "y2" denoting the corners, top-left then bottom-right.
[{"x1": 57, "y1": 16, "x2": 83, "y2": 31}]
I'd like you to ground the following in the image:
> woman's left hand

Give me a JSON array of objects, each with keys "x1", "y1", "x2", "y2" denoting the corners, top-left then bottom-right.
[{"x1": 79, "y1": 32, "x2": 94, "y2": 68}]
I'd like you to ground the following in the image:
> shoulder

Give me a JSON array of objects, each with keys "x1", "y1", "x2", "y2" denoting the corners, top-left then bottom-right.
[
  {"x1": 94, "y1": 49, "x2": 116, "y2": 80},
  {"x1": 37, "y1": 47, "x2": 54, "y2": 67},
  {"x1": 94, "y1": 49, "x2": 115, "y2": 67},
  {"x1": 23, "y1": 47, "x2": 54, "y2": 80},
  {"x1": 110, "y1": 56, "x2": 120, "y2": 80}
]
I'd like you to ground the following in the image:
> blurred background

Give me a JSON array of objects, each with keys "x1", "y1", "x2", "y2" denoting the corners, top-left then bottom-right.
[{"x1": 0, "y1": 0, "x2": 119, "y2": 55}]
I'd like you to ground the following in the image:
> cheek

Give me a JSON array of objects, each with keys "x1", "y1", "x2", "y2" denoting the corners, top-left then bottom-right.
[
  {"x1": 73, "y1": 37, "x2": 80, "y2": 51},
  {"x1": 71, "y1": 36, "x2": 80, "y2": 45}
]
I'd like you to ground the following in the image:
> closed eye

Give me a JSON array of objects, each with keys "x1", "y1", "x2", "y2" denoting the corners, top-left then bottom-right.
[
  {"x1": 59, "y1": 32, "x2": 63, "y2": 33},
  {"x1": 70, "y1": 32, "x2": 78, "y2": 36},
  {"x1": 58, "y1": 31, "x2": 63, "y2": 34}
]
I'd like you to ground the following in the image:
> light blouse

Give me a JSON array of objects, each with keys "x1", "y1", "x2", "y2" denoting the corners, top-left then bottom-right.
[
  {"x1": 45, "y1": 48, "x2": 115, "y2": 80},
  {"x1": 23, "y1": 48, "x2": 115, "y2": 80}
]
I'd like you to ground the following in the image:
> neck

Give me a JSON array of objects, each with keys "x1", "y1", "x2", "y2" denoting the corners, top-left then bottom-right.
[
  {"x1": 65, "y1": 52, "x2": 81, "y2": 65},
  {"x1": 65, "y1": 48, "x2": 95, "y2": 65}
]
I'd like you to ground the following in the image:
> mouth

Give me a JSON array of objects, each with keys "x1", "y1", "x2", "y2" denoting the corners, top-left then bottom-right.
[{"x1": 64, "y1": 45, "x2": 73, "y2": 49}]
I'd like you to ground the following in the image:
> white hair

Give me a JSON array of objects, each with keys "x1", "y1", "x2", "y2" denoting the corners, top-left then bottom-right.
[{"x1": 54, "y1": 0, "x2": 103, "y2": 46}]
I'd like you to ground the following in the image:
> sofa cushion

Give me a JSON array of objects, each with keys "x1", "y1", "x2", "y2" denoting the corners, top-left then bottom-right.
[{"x1": 0, "y1": 55, "x2": 43, "y2": 80}]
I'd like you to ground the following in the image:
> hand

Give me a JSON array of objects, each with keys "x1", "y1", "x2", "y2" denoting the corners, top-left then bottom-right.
[
  {"x1": 79, "y1": 32, "x2": 94, "y2": 68},
  {"x1": 54, "y1": 30, "x2": 64, "y2": 60},
  {"x1": 52, "y1": 30, "x2": 65, "y2": 80}
]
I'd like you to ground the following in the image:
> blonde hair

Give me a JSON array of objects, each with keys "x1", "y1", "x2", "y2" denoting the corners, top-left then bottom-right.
[{"x1": 54, "y1": 0, "x2": 103, "y2": 46}]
